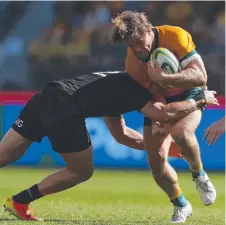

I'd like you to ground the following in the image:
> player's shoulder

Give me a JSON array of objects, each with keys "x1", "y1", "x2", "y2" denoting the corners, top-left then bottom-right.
[{"x1": 155, "y1": 25, "x2": 191, "y2": 38}]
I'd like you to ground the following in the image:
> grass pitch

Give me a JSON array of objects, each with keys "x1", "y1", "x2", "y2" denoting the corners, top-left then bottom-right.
[{"x1": 0, "y1": 168, "x2": 225, "y2": 225}]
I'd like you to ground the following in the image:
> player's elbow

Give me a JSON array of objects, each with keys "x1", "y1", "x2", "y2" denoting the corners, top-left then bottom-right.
[
  {"x1": 114, "y1": 136, "x2": 125, "y2": 144},
  {"x1": 203, "y1": 76, "x2": 207, "y2": 86},
  {"x1": 199, "y1": 74, "x2": 207, "y2": 86},
  {"x1": 112, "y1": 131, "x2": 127, "y2": 144},
  {"x1": 191, "y1": 69, "x2": 206, "y2": 87},
  {"x1": 189, "y1": 67, "x2": 207, "y2": 86}
]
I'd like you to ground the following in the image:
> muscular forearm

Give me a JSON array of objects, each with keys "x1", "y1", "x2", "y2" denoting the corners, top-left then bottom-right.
[
  {"x1": 103, "y1": 116, "x2": 144, "y2": 150},
  {"x1": 161, "y1": 68, "x2": 206, "y2": 88},
  {"x1": 118, "y1": 127, "x2": 144, "y2": 150},
  {"x1": 161, "y1": 98, "x2": 205, "y2": 123},
  {"x1": 141, "y1": 89, "x2": 218, "y2": 123},
  {"x1": 141, "y1": 98, "x2": 204, "y2": 123}
]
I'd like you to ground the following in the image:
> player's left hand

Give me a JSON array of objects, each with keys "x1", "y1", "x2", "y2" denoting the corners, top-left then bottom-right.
[
  {"x1": 203, "y1": 119, "x2": 225, "y2": 145},
  {"x1": 148, "y1": 62, "x2": 166, "y2": 83}
]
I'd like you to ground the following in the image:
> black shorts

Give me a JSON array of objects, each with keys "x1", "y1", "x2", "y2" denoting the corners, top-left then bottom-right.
[
  {"x1": 144, "y1": 88, "x2": 204, "y2": 126},
  {"x1": 12, "y1": 85, "x2": 91, "y2": 153}
]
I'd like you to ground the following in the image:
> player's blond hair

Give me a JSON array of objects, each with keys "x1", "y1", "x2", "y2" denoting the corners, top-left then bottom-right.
[{"x1": 110, "y1": 11, "x2": 152, "y2": 43}]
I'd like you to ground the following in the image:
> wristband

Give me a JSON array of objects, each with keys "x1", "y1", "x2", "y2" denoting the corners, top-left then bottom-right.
[
  {"x1": 193, "y1": 88, "x2": 205, "y2": 102},
  {"x1": 187, "y1": 99, "x2": 197, "y2": 109}
]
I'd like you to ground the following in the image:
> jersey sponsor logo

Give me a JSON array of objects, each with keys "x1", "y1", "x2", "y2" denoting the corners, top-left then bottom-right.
[{"x1": 15, "y1": 118, "x2": 23, "y2": 127}]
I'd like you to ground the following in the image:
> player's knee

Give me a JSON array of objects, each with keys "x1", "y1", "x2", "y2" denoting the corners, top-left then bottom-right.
[
  {"x1": 0, "y1": 154, "x2": 9, "y2": 168},
  {"x1": 149, "y1": 161, "x2": 168, "y2": 179},
  {"x1": 79, "y1": 168, "x2": 94, "y2": 182},
  {"x1": 0, "y1": 147, "x2": 9, "y2": 168},
  {"x1": 148, "y1": 151, "x2": 167, "y2": 173},
  {"x1": 70, "y1": 167, "x2": 93, "y2": 184},
  {"x1": 0, "y1": 159, "x2": 8, "y2": 168},
  {"x1": 148, "y1": 152, "x2": 170, "y2": 181}
]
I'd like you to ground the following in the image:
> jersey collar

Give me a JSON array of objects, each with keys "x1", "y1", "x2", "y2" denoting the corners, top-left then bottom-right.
[{"x1": 142, "y1": 27, "x2": 159, "y2": 62}]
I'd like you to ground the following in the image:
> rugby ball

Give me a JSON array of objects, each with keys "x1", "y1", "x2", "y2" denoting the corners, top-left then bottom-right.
[{"x1": 150, "y1": 48, "x2": 180, "y2": 88}]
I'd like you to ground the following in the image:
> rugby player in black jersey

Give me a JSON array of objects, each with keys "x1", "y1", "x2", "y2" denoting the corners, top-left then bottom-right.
[{"x1": 1, "y1": 71, "x2": 218, "y2": 221}]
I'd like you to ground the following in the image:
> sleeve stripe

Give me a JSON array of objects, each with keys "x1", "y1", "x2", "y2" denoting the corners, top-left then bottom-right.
[
  {"x1": 179, "y1": 49, "x2": 197, "y2": 63},
  {"x1": 180, "y1": 52, "x2": 201, "y2": 68}
]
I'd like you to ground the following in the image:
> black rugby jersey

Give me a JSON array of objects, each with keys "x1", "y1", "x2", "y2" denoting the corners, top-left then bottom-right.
[{"x1": 50, "y1": 71, "x2": 152, "y2": 117}]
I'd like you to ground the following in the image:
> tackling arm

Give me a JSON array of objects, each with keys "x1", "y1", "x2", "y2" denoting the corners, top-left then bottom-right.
[
  {"x1": 140, "y1": 89, "x2": 218, "y2": 123},
  {"x1": 103, "y1": 115, "x2": 144, "y2": 150}
]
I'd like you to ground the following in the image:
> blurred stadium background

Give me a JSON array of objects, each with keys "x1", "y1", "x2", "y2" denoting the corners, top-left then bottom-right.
[{"x1": 0, "y1": 1, "x2": 225, "y2": 224}]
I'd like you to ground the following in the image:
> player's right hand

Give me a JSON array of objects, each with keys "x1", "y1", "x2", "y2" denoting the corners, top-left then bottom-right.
[{"x1": 204, "y1": 90, "x2": 219, "y2": 106}]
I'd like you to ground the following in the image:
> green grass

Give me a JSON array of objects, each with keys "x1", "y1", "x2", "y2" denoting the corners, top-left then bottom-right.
[{"x1": 0, "y1": 168, "x2": 225, "y2": 225}]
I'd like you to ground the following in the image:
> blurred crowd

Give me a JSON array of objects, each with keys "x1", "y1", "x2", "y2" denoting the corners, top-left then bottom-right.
[{"x1": 1, "y1": 1, "x2": 225, "y2": 94}]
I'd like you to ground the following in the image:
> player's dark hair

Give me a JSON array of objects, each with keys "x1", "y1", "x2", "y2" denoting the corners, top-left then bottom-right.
[{"x1": 110, "y1": 11, "x2": 152, "y2": 43}]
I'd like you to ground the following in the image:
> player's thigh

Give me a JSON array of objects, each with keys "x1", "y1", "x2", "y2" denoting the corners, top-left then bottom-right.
[
  {"x1": 1, "y1": 94, "x2": 44, "y2": 163},
  {"x1": 167, "y1": 88, "x2": 203, "y2": 138},
  {"x1": 0, "y1": 128, "x2": 32, "y2": 164},
  {"x1": 47, "y1": 117, "x2": 93, "y2": 173},
  {"x1": 171, "y1": 109, "x2": 202, "y2": 140},
  {"x1": 2, "y1": 92, "x2": 45, "y2": 160}
]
